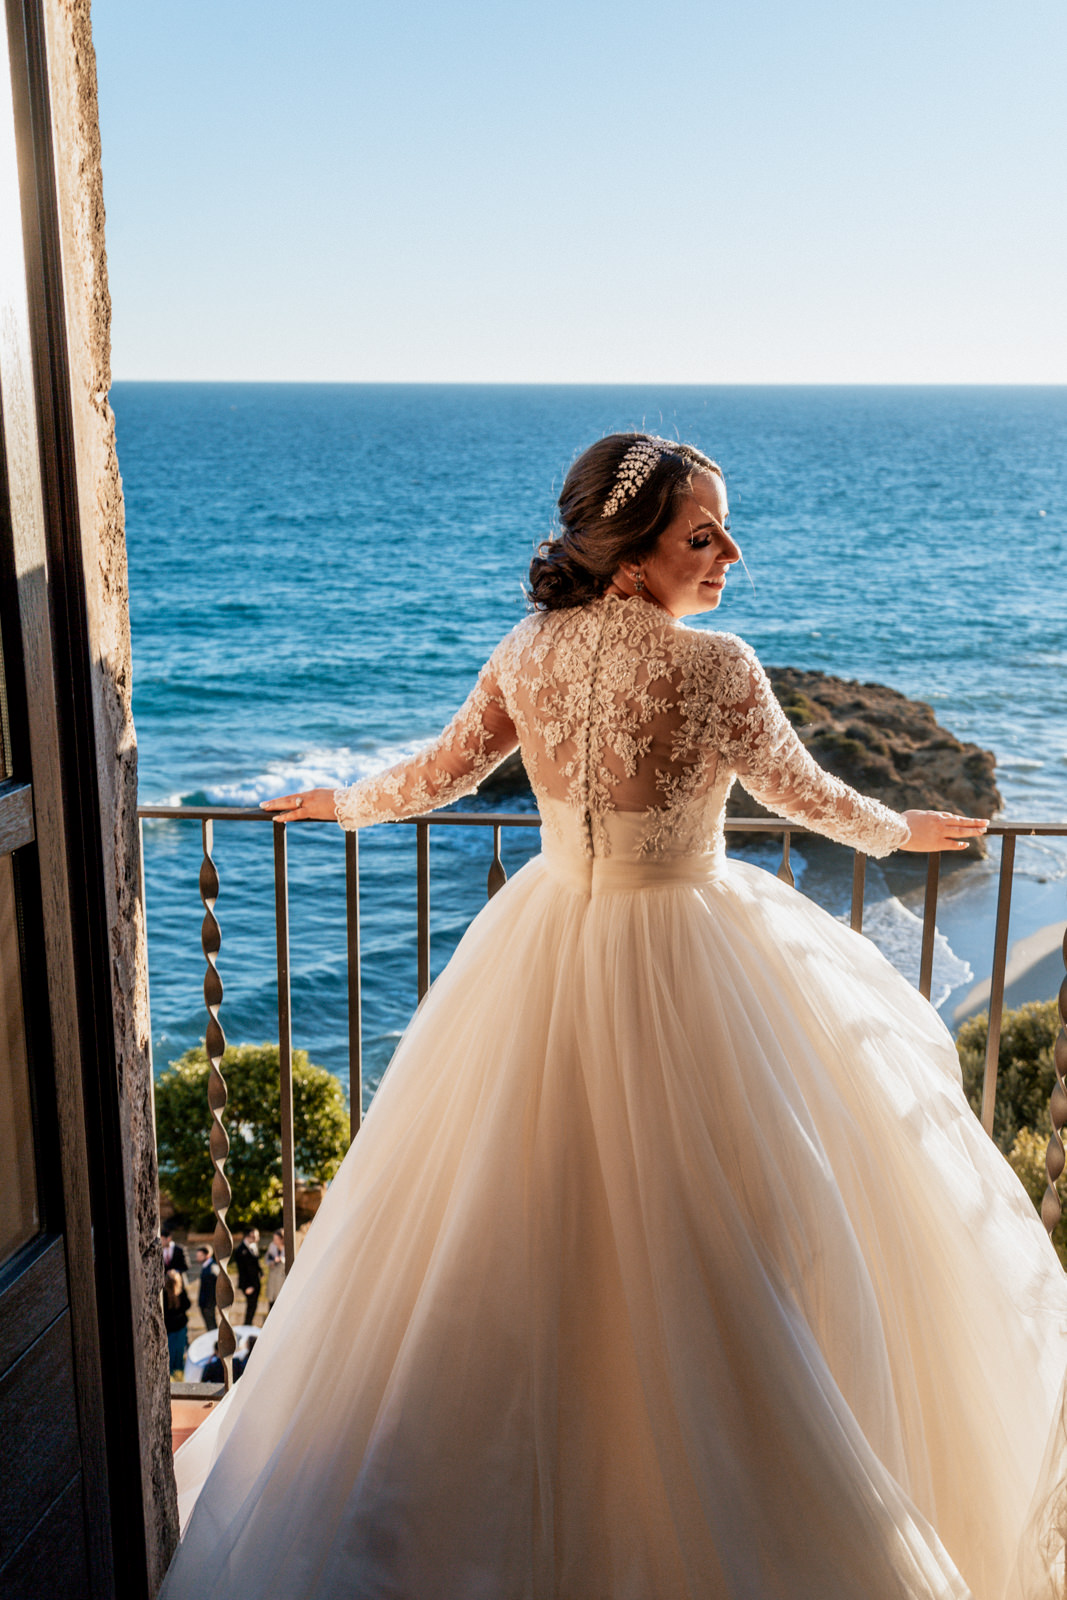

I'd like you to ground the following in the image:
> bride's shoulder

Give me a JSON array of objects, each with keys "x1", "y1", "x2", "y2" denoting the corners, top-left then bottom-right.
[
  {"x1": 507, "y1": 603, "x2": 599, "y2": 648},
  {"x1": 676, "y1": 625, "x2": 766, "y2": 702},
  {"x1": 484, "y1": 609, "x2": 556, "y2": 682},
  {"x1": 488, "y1": 611, "x2": 541, "y2": 657},
  {"x1": 681, "y1": 622, "x2": 744, "y2": 646},
  {"x1": 678, "y1": 624, "x2": 760, "y2": 667}
]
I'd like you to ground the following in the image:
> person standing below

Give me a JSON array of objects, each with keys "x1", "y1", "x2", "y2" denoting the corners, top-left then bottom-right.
[
  {"x1": 162, "y1": 1269, "x2": 191, "y2": 1378},
  {"x1": 232, "y1": 1337, "x2": 255, "y2": 1381},
  {"x1": 195, "y1": 1245, "x2": 219, "y2": 1331},
  {"x1": 264, "y1": 1230, "x2": 285, "y2": 1313},
  {"x1": 233, "y1": 1227, "x2": 261, "y2": 1326},
  {"x1": 201, "y1": 1334, "x2": 257, "y2": 1386},
  {"x1": 160, "y1": 1219, "x2": 187, "y2": 1278}
]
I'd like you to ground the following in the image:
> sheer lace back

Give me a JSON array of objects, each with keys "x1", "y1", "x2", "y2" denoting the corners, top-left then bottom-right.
[
  {"x1": 335, "y1": 594, "x2": 909, "y2": 862},
  {"x1": 492, "y1": 601, "x2": 730, "y2": 858}
]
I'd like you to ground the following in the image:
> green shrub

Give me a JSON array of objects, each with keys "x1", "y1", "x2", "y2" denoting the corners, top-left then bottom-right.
[
  {"x1": 808, "y1": 727, "x2": 868, "y2": 764},
  {"x1": 1007, "y1": 1128, "x2": 1067, "y2": 1268},
  {"x1": 957, "y1": 999, "x2": 1060, "y2": 1154},
  {"x1": 155, "y1": 1042, "x2": 349, "y2": 1229},
  {"x1": 957, "y1": 1000, "x2": 1066, "y2": 1261},
  {"x1": 780, "y1": 693, "x2": 815, "y2": 727}
]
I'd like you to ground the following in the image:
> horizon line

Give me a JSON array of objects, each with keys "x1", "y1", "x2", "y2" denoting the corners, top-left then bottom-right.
[{"x1": 107, "y1": 378, "x2": 1067, "y2": 389}]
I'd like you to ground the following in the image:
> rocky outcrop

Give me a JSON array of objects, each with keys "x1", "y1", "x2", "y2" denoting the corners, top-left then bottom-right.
[
  {"x1": 480, "y1": 668, "x2": 1001, "y2": 854},
  {"x1": 480, "y1": 747, "x2": 536, "y2": 796}
]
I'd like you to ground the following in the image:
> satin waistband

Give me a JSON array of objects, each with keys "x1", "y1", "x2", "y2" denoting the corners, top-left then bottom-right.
[{"x1": 541, "y1": 848, "x2": 725, "y2": 897}]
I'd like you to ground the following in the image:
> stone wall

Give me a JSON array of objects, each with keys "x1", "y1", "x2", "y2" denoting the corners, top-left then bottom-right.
[{"x1": 41, "y1": 0, "x2": 178, "y2": 1582}]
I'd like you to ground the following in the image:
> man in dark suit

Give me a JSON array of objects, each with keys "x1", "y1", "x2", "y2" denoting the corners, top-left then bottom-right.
[
  {"x1": 160, "y1": 1220, "x2": 187, "y2": 1277},
  {"x1": 233, "y1": 1227, "x2": 262, "y2": 1326},
  {"x1": 196, "y1": 1245, "x2": 219, "y2": 1330}
]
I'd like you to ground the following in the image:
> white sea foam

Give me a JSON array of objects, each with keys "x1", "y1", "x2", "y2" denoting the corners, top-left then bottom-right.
[
  {"x1": 747, "y1": 850, "x2": 974, "y2": 1010},
  {"x1": 1014, "y1": 834, "x2": 1067, "y2": 882},
  {"x1": 842, "y1": 864, "x2": 972, "y2": 1010},
  {"x1": 173, "y1": 741, "x2": 432, "y2": 808}
]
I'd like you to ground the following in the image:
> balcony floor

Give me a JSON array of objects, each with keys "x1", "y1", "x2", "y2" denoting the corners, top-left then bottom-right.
[{"x1": 171, "y1": 1396, "x2": 220, "y2": 1453}]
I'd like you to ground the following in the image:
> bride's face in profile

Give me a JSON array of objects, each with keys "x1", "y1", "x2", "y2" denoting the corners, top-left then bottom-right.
[{"x1": 620, "y1": 470, "x2": 740, "y2": 619}]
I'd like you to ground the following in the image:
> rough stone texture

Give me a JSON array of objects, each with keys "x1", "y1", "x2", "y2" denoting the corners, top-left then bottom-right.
[
  {"x1": 42, "y1": 0, "x2": 178, "y2": 1582},
  {"x1": 482, "y1": 666, "x2": 1001, "y2": 858}
]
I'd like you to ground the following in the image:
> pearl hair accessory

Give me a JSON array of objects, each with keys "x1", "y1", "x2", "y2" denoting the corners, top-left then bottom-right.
[{"x1": 600, "y1": 438, "x2": 675, "y2": 519}]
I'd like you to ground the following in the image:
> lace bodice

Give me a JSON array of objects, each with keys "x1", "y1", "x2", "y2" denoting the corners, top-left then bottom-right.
[{"x1": 334, "y1": 594, "x2": 910, "y2": 860}]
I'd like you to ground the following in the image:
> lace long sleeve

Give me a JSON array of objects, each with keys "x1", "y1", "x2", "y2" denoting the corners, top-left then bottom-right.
[
  {"x1": 710, "y1": 636, "x2": 910, "y2": 858},
  {"x1": 333, "y1": 652, "x2": 519, "y2": 830}
]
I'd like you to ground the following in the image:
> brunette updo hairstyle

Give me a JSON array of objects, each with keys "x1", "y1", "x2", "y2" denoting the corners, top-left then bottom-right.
[{"x1": 527, "y1": 433, "x2": 722, "y2": 611}]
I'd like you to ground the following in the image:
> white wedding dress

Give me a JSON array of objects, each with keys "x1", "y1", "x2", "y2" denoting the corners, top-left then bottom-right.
[{"x1": 161, "y1": 594, "x2": 1067, "y2": 1600}]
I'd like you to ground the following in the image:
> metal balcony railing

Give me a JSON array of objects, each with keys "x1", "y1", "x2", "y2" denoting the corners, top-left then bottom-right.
[{"x1": 137, "y1": 805, "x2": 1067, "y2": 1386}]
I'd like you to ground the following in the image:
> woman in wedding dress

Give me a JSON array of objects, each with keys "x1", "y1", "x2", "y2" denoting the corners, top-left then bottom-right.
[{"x1": 162, "y1": 434, "x2": 1067, "y2": 1600}]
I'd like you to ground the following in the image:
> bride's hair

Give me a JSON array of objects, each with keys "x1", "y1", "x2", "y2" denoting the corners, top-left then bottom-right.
[{"x1": 527, "y1": 433, "x2": 722, "y2": 610}]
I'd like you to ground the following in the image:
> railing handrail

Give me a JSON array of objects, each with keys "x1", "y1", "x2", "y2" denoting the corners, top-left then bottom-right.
[
  {"x1": 137, "y1": 804, "x2": 1067, "y2": 835},
  {"x1": 137, "y1": 804, "x2": 542, "y2": 825}
]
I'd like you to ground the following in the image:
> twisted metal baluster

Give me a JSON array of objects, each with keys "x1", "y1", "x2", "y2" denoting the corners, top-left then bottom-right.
[
  {"x1": 1042, "y1": 924, "x2": 1067, "y2": 1242},
  {"x1": 487, "y1": 824, "x2": 506, "y2": 899},
  {"x1": 200, "y1": 819, "x2": 235, "y2": 1387}
]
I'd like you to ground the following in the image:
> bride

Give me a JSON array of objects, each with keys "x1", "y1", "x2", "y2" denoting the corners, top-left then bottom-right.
[{"x1": 161, "y1": 433, "x2": 1067, "y2": 1599}]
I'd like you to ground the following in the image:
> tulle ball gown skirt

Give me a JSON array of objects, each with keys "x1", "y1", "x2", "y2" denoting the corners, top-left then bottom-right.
[{"x1": 161, "y1": 833, "x2": 1067, "y2": 1600}]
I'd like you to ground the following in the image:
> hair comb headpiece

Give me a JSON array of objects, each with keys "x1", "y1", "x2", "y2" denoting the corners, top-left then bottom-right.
[{"x1": 600, "y1": 437, "x2": 677, "y2": 519}]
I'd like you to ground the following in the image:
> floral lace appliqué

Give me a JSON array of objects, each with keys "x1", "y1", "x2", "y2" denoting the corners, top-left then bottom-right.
[{"x1": 334, "y1": 596, "x2": 910, "y2": 862}]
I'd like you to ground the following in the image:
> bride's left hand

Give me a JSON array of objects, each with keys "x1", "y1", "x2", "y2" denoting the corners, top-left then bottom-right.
[
  {"x1": 261, "y1": 788, "x2": 339, "y2": 823},
  {"x1": 900, "y1": 810, "x2": 989, "y2": 852}
]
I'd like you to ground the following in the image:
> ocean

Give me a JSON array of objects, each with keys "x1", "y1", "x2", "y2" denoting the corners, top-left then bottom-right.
[{"x1": 119, "y1": 384, "x2": 1067, "y2": 1108}]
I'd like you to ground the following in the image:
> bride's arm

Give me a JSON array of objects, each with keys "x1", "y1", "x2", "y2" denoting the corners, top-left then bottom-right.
[
  {"x1": 706, "y1": 636, "x2": 987, "y2": 858},
  {"x1": 262, "y1": 653, "x2": 519, "y2": 829}
]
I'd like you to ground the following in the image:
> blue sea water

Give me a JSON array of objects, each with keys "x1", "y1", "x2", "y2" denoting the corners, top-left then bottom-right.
[{"x1": 118, "y1": 384, "x2": 1067, "y2": 1107}]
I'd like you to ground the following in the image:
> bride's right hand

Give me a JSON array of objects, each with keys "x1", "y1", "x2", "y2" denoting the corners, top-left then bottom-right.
[{"x1": 900, "y1": 811, "x2": 989, "y2": 852}]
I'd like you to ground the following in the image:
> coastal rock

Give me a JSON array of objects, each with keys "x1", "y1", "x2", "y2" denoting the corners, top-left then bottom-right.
[{"x1": 479, "y1": 668, "x2": 1001, "y2": 854}]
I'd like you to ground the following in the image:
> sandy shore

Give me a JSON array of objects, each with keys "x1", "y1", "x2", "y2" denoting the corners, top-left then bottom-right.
[{"x1": 953, "y1": 920, "x2": 1066, "y2": 1026}]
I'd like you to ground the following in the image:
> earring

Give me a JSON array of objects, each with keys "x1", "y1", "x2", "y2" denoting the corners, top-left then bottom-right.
[{"x1": 632, "y1": 569, "x2": 645, "y2": 593}]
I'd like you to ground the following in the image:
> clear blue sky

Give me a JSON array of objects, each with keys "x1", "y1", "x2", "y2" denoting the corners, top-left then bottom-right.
[{"x1": 91, "y1": 0, "x2": 1066, "y2": 383}]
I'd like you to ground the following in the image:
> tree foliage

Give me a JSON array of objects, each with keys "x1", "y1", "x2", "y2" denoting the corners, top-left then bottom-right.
[
  {"x1": 956, "y1": 998, "x2": 1060, "y2": 1154},
  {"x1": 155, "y1": 1042, "x2": 349, "y2": 1228}
]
